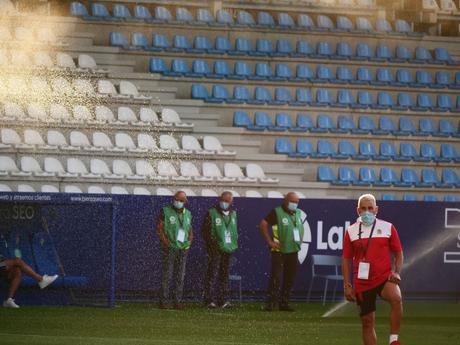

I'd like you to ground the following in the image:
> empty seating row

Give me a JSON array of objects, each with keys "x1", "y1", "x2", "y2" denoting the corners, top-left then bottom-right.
[
  {"x1": 0, "y1": 129, "x2": 232, "y2": 156},
  {"x1": 234, "y1": 111, "x2": 460, "y2": 137},
  {"x1": 0, "y1": 77, "x2": 150, "y2": 100},
  {"x1": 193, "y1": 84, "x2": 460, "y2": 112},
  {"x1": 317, "y1": 165, "x2": 460, "y2": 188},
  {"x1": 0, "y1": 103, "x2": 190, "y2": 127},
  {"x1": 381, "y1": 193, "x2": 458, "y2": 202},
  {"x1": 150, "y1": 58, "x2": 460, "y2": 90},
  {"x1": 73, "y1": 2, "x2": 415, "y2": 36},
  {"x1": 275, "y1": 138, "x2": 460, "y2": 163},
  {"x1": 0, "y1": 25, "x2": 65, "y2": 46},
  {"x1": 0, "y1": 51, "x2": 106, "y2": 73},
  {"x1": 0, "y1": 156, "x2": 278, "y2": 184},
  {"x1": 111, "y1": 32, "x2": 457, "y2": 65}
]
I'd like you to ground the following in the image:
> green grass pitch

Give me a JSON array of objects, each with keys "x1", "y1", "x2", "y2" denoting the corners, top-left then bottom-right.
[{"x1": 0, "y1": 302, "x2": 459, "y2": 344}]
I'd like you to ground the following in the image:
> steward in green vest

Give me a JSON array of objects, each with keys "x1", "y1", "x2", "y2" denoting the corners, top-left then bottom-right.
[
  {"x1": 202, "y1": 191, "x2": 238, "y2": 308},
  {"x1": 259, "y1": 192, "x2": 304, "y2": 312},
  {"x1": 157, "y1": 191, "x2": 193, "y2": 310}
]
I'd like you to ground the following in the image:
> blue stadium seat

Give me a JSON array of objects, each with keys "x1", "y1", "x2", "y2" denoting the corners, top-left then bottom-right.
[
  {"x1": 418, "y1": 118, "x2": 436, "y2": 136},
  {"x1": 402, "y1": 194, "x2": 417, "y2": 201},
  {"x1": 421, "y1": 169, "x2": 441, "y2": 187},
  {"x1": 253, "y1": 87, "x2": 272, "y2": 104},
  {"x1": 317, "y1": 139, "x2": 339, "y2": 158},
  {"x1": 419, "y1": 143, "x2": 438, "y2": 162},
  {"x1": 153, "y1": 33, "x2": 171, "y2": 50},
  {"x1": 191, "y1": 84, "x2": 209, "y2": 101},
  {"x1": 393, "y1": 92, "x2": 414, "y2": 111},
  {"x1": 193, "y1": 36, "x2": 212, "y2": 53},
  {"x1": 236, "y1": 10, "x2": 255, "y2": 26},
  {"x1": 234, "y1": 61, "x2": 252, "y2": 79},
  {"x1": 352, "y1": 67, "x2": 372, "y2": 85},
  {"x1": 337, "y1": 115, "x2": 355, "y2": 133},
  {"x1": 353, "y1": 91, "x2": 373, "y2": 109},
  {"x1": 297, "y1": 139, "x2": 316, "y2": 158},
  {"x1": 411, "y1": 93, "x2": 434, "y2": 111},
  {"x1": 252, "y1": 38, "x2": 273, "y2": 56},
  {"x1": 172, "y1": 35, "x2": 194, "y2": 52},
  {"x1": 376, "y1": 18, "x2": 393, "y2": 33},
  {"x1": 113, "y1": 4, "x2": 135, "y2": 21},
  {"x1": 331, "y1": 42, "x2": 353, "y2": 60},
  {"x1": 215, "y1": 36, "x2": 232, "y2": 54},
  {"x1": 154, "y1": 6, "x2": 173, "y2": 22},
  {"x1": 175, "y1": 8, "x2": 194, "y2": 23},
  {"x1": 149, "y1": 57, "x2": 169, "y2": 74},
  {"x1": 359, "y1": 167, "x2": 377, "y2": 185},
  {"x1": 439, "y1": 143, "x2": 460, "y2": 163},
  {"x1": 423, "y1": 195, "x2": 438, "y2": 202},
  {"x1": 392, "y1": 45, "x2": 412, "y2": 62},
  {"x1": 233, "y1": 86, "x2": 250, "y2": 103},
  {"x1": 313, "y1": 65, "x2": 335, "y2": 83},
  {"x1": 336, "y1": 66, "x2": 354, "y2": 84},
  {"x1": 381, "y1": 193, "x2": 396, "y2": 201},
  {"x1": 91, "y1": 3, "x2": 113, "y2": 21},
  {"x1": 233, "y1": 111, "x2": 251, "y2": 128},
  {"x1": 336, "y1": 16, "x2": 354, "y2": 31},
  {"x1": 275, "y1": 63, "x2": 293, "y2": 81},
  {"x1": 357, "y1": 116, "x2": 376, "y2": 134},
  {"x1": 373, "y1": 68, "x2": 393, "y2": 86},
  {"x1": 230, "y1": 37, "x2": 252, "y2": 55},
  {"x1": 378, "y1": 167, "x2": 403, "y2": 187},
  {"x1": 395, "y1": 69, "x2": 413, "y2": 86},
  {"x1": 190, "y1": 60, "x2": 213, "y2": 78},
  {"x1": 356, "y1": 17, "x2": 373, "y2": 32},
  {"x1": 170, "y1": 59, "x2": 190, "y2": 76},
  {"x1": 109, "y1": 32, "x2": 129, "y2": 49},
  {"x1": 311, "y1": 113, "x2": 334, "y2": 132},
  {"x1": 395, "y1": 19, "x2": 412, "y2": 35},
  {"x1": 353, "y1": 43, "x2": 373, "y2": 61},
  {"x1": 454, "y1": 96, "x2": 460, "y2": 113},
  {"x1": 317, "y1": 15, "x2": 334, "y2": 31},
  {"x1": 374, "y1": 44, "x2": 393, "y2": 61},
  {"x1": 413, "y1": 47, "x2": 433, "y2": 64},
  {"x1": 451, "y1": 72, "x2": 460, "y2": 89},
  {"x1": 251, "y1": 63, "x2": 272, "y2": 80},
  {"x1": 254, "y1": 111, "x2": 277, "y2": 131},
  {"x1": 296, "y1": 113, "x2": 314, "y2": 132},
  {"x1": 434, "y1": 47, "x2": 457, "y2": 65},
  {"x1": 257, "y1": 11, "x2": 275, "y2": 27},
  {"x1": 435, "y1": 71, "x2": 452, "y2": 88},
  {"x1": 413, "y1": 70, "x2": 433, "y2": 88},
  {"x1": 211, "y1": 85, "x2": 230, "y2": 103},
  {"x1": 399, "y1": 142, "x2": 418, "y2": 161},
  {"x1": 275, "y1": 113, "x2": 294, "y2": 131},
  {"x1": 374, "y1": 92, "x2": 393, "y2": 109},
  {"x1": 357, "y1": 141, "x2": 377, "y2": 160},
  {"x1": 275, "y1": 138, "x2": 293, "y2": 155},
  {"x1": 197, "y1": 8, "x2": 215, "y2": 25},
  {"x1": 338, "y1": 166, "x2": 361, "y2": 185},
  {"x1": 278, "y1": 13, "x2": 295, "y2": 28},
  {"x1": 292, "y1": 88, "x2": 312, "y2": 106},
  {"x1": 216, "y1": 9, "x2": 234, "y2": 25},
  {"x1": 313, "y1": 89, "x2": 334, "y2": 106},
  {"x1": 134, "y1": 5, "x2": 153, "y2": 22},
  {"x1": 294, "y1": 64, "x2": 314, "y2": 81},
  {"x1": 378, "y1": 142, "x2": 398, "y2": 161},
  {"x1": 294, "y1": 41, "x2": 315, "y2": 57},
  {"x1": 213, "y1": 61, "x2": 232, "y2": 79},
  {"x1": 298, "y1": 14, "x2": 315, "y2": 30},
  {"x1": 275, "y1": 39, "x2": 294, "y2": 57},
  {"x1": 317, "y1": 165, "x2": 337, "y2": 183},
  {"x1": 338, "y1": 140, "x2": 358, "y2": 159},
  {"x1": 274, "y1": 88, "x2": 292, "y2": 105},
  {"x1": 70, "y1": 2, "x2": 88, "y2": 17},
  {"x1": 401, "y1": 168, "x2": 422, "y2": 187},
  {"x1": 442, "y1": 168, "x2": 460, "y2": 187},
  {"x1": 444, "y1": 195, "x2": 458, "y2": 202},
  {"x1": 439, "y1": 119, "x2": 457, "y2": 137},
  {"x1": 435, "y1": 94, "x2": 453, "y2": 112},
  {"x1": 314, "y1": 41, "x2": 333, "y2": 58},
  {"x1": 394, "y1": 117, "x2": 416, "y2": 136},
  {"x1": 336, "y1": 89, "x2": 355, "y2": 108},
  {"x1": 374, "y1": 116, "x2": 396, "y2": 135},
  {"x1": 131, "y1": 32, "x2": 152, "y2": 50}
]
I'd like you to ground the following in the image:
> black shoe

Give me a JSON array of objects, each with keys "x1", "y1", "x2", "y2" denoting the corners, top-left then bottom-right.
[
  {"x1": 262, "y1": 303, "x2": 274, "y2": 312},
  {"x1": 279, "y1": 304, "x2": 295, "y2": 312}
]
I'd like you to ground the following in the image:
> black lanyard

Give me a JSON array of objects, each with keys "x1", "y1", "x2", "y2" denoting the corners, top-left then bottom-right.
[
  {"x1": 286, "y1": 213, "x2": 299, "y2": 229},
  {"x1": 358, "y1": 220, "x2": 376, "y2": 261}
]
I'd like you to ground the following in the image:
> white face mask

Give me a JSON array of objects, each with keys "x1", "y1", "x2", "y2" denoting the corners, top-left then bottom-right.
[{"x1": 360, "y1": 211, "x2": 376, "y2": 226}]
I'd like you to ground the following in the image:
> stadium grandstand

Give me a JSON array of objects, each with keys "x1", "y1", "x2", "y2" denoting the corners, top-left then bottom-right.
[{"x1": 0, "y1": 0, "x2": 457, "y2": 201}]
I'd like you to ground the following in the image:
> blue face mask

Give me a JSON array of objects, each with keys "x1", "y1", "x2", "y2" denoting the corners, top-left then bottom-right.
[
  {"x1": 173, "y1": 200, "x2": 184, "y2": 209},
  {"x1": 219, "y1": 201, "x2": 230, "y2": 210},
  {"x1": 287, "y1": 202, "x2": 298, "y2": 211},
  {"x1": 360, "y1": 211, "x2": 375, "y2": 226}
]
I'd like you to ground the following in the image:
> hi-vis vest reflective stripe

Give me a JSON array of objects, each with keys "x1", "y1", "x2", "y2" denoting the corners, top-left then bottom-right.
[
  {"x1": 274, "y1": 206, "x2": 303, "y2": 254},
  {"x1": 163, "y1": 205, "x2": 192, "y2": 250},
  {"x1": 209, "y1": 207, "x2": 238, "y2": 253}
]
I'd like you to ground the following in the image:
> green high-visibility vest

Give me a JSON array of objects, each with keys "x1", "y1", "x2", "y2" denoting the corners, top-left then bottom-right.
[
  {"x1": 209, "y1": 207, "x2": 238, "y2": 253},
  {"x1": 273, "y1": 206, "x2": 303, "y2": 254},
  {"x1": 162, "y1": 205, "x2": 192, "y2": 250}
]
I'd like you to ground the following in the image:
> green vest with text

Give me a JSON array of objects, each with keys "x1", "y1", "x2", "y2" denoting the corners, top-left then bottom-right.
[
  {"x1": 273, "y1": 206, "x2": 303, "y2": 254},
  {"x1": 209, "y1": 207, "x2": 238, "y2": 253},
  {"x1": 163, "y1": 205, "x2": 192, "y2": 250}
]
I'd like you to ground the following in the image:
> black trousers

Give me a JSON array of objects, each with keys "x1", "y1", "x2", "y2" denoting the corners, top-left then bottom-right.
[
  {"x1": 203, "y1": 250, "x2": 232, "y2": 306},
  {"x1": 266, "y1": 251, "x2": 298, "y2": 307}
]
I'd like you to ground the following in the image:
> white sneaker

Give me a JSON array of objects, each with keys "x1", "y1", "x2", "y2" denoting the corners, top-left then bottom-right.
[
  {"x1": 3, "y1": 298, "x2": 20, "y2": 308},
  {"x1": 38, "y1": 274, "x2": 58, "y2": 289}
]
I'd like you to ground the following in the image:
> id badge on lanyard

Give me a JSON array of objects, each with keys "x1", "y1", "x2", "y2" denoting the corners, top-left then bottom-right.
[
  {"x1": 293, "y1": 227, "x2": 300, "y2": 242},
  {"x1": 357, "y1": 220, "x2": 376, "y2": 280},
  {"x1": 177, "y1": 229, "x2": 185, "y2": 243},
  {"x1": 224, "y1": 230, "x2": 232, "y2": 244}
]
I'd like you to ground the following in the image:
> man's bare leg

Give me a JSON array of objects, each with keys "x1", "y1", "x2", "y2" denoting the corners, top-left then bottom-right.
[
  {"x1": 361, "y1": 311, "x2": 377, "y2": 345},
  {"x1": 381, "y1": 282, "x2": 403, "y2": 338}
]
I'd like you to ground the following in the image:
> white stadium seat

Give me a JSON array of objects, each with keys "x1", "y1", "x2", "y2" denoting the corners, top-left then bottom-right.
[
  {"x1": 139, "y1": 107, "x2": 160, "y2": 124},
  {"x1": 78, "y1": 54, "x2": 107, "y2": 73},
  {"x1": 180, "y1": 161, "x2": 212, "y2": 182},
  {"x1": 88, "y1": 185, "x2": 106, "y2": 194},
  {"x1": 296, "y1": 191, "x2": 307, "y2": 199},
  {"x1": 267, "y1": 191, "x2": 284, "y2": 198},
  {"x1": 24, "y1": 129, "x2": 55, "y2": 150},
  {"x1": 49, "y1": 104, "x2": 71, "y2": 122},
  {"x1": 11, "y1": 51, "x2": 30, "y2": 67},
  {"x1": 95, "y1": 105, "x2": 116, "y2": 123},
  {"x1": 137, "y1": 133, "x2": 161, "y2": 152},
  {"x1": 133, "y1": 187, "x2": 151, "y2": 195},
  {"x1": 117, "y1": 106, "x2": 141, "y2": 125},
  {"x1": 52, "y1": 77, "x2": 73, "y2": 96},
  {"x1": 182, "y1": 135, "x2": 212, "y2": 155},
  {"x1": 201, "y1": 189, "x2": 218, "y2": 197},
  {"x1": 119, "y1": 80, "x2": 151, "y2": 100},
  {"x1": 157, "y1": 160, "x2": 185, "y2": 180},
  {"x1": 111, "y1": 186, "x2": 129, "y2": 194},
  {"x1": 33, "y1": 51, "x2": 53, "y2": 68},
  {"x1": 27, "y1": 103, "x2": 48, "y2": 121},
  {"x1": 245, "y1": 190, "x2": 263, "y2": 198},
  {"x1": 41, "y1": 185, "x2": 59, "y2": 193},
  {"x1": 98, "y1": 80, "x2": 127, "y2": 98},
  {"x1": 70, "y1": 131, "x2": 101, "y2": 151},
  {"x1": 36, "y1": 27, "x2": 57, "y2": 44},
  {"x1": 56, "y1": 52, "x2": 76, "y2": 69},
  {"x1": 47, "y1": 130, "x2": 74, "y2": 150},
  {"x1": 180, "y1": 188, "x2": 196, "y2": 196},
  {"x1": 67, "y1": 158, "x2": 99, "y2": 178},
  {"x1": 90, "y1": 159, "x2": 122, "y2": 179},
  {"x1": 4, "y1": 102, "x2": 25, "y2": 119},
  {"x1": 159, "y1": 135, "x2": 190, "y2": 154},
  {"x1": 31, "y1": 77, "x2": 52, "y2": 96},
  {"x1": 246, "y1": 163, "x2": 279, "y2": 183},
  {"x1": 224, "y1": 163, "x2": 256, "y2": 183},
  {"x1": 44, "y1": 157, "x2": 77, "y2": 178},
  {"x1": 161, "y1": 108, "x2": 193, "y2": 127},
  {"x1": 1, "y1": 128, "x2": 22, "y2": 148},
  {"x1": 203, "y1": 136, "x2": 235, "y2": 156},
  {"x1": 156, "y1": 187, "x2": 173, "y2": 196},
  {"x1": 113, "y1": 159, "x2": 144, "y2": 179},
  {"x1": 7, "y1": 77, "x2": 27, "y2": 95},
  {"x1": 115, "y1": 132, "x2": 147, "y2": 153},
  {"x1": 64, "y1": 185, "x2": 83, "y2": 193},
  {"x1": 226, "y1": 190, "x2": 240, "y2": 197},
  {"x1": 18, "y1": 184, "x2": 35, "y2": 192},
  {"x1": 20, "y1": 156, "x2": 54, "y2": 177},
  {"x1": 72, "y1": 105, "x2": 93, "y2": 122},
  {"x1": 73, "y1": 79, "x2": 96, "y2": 97},
  {"x1": 0, "y1": 184, "x2": 12, "y2": 192},
  {"x1": 202, "y1": 162, "x2": 235, "y2": 182},
  {"x1": 135, "y1": 160, "x2": 165, "y2": 180}
]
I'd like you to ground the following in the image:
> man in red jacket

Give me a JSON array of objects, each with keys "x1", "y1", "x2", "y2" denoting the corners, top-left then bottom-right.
[{"x1": 342, "y1": 194, "x2": 404, "y2": 345}]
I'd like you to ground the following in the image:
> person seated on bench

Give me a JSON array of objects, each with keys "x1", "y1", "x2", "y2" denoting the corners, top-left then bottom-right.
[{"x1": 0, "y1": 254, "x2": 58, "y2": 308}]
